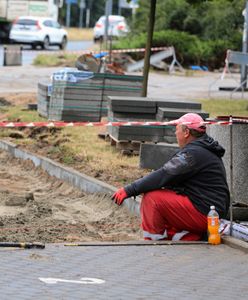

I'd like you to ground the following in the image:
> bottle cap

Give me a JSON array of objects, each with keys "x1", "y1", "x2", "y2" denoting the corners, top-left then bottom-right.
[{"x1": 210, "y1": 205, "x2": 215, "y2": 210}]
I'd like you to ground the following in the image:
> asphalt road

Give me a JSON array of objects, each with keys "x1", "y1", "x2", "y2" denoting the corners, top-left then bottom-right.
[{"x1": 0, "y1": 40, "x2": 94, "y2": 66}]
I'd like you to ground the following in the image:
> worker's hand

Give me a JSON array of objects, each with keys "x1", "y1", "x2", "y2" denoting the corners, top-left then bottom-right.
[{"x1": 112, "y1": 188, "x2": 128, "y2": 206}]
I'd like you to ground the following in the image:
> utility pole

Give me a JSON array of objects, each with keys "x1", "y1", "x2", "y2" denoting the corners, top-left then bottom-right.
[
  {"x1": 104, "y1": 0, "x2": 113, "y2": 47},
  {"x1": 109, "y1": 0, "x2": 113, "y2": 15},
  {"x1": 66, "y1": 1, "x2": 71, "y2": 27},
  {"x1": 142, "y1": 0, "x2": 156, "y2": 97},
  {"x1": 86, "y1": 0, "x2": 93, "y2": 28},
  {"x1": 241, "y1": 1, "x2": 248, "y2": 88},
  {"x1": 79, "y1": 0, "x2": 85, "y2": 28},
  {"x1": 118, "y1": 0, "x2": 121, "y2": 15}
]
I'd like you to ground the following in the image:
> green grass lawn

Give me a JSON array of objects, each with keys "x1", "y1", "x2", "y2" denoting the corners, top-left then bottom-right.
[
  {"x1": 199, "y1": 99, "x2": 248, "y2": 118},
  {"x1": 66, "y1": 28, "x2": 93, "y2": 41},
  {"x1": 1, "y1": 99, "x2": 247, "y2": 122}
]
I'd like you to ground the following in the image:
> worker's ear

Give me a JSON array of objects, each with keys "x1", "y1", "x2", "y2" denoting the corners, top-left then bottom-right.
[{"x1": 184, "y1": 127, "x2": 191, "y2": 138}]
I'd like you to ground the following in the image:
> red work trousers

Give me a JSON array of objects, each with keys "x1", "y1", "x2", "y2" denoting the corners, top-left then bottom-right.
[{"x1": 140, "y1": 189, "x2": 207, "y2": 241}]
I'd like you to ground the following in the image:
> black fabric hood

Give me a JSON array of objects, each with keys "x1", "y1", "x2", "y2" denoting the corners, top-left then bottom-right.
[{"x1": 190, "y1": 134, "x2": 225, "y2": 158}]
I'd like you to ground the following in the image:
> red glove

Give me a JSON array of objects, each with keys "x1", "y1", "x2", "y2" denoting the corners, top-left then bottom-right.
[{"x1": 112, "y1": 188, "x2": 128, "y2": 206}]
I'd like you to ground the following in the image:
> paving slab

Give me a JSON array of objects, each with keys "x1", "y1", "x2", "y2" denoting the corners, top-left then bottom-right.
[{"x1": 0, "y1": 242, "x2": 247, "y2": 299}]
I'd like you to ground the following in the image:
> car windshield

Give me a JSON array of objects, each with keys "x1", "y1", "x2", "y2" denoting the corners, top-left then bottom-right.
[
  {"x1": 99, "y1": 16, "x2": 123, "y2": 23},
  {"x1": 109, "y1": 20, "x2": 122, "y2": 26},
  {"x1": 15, "y1": 19, "x2": 37, "y2": 26}
]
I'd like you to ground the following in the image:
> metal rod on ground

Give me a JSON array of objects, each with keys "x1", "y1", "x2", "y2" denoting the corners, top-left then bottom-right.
[
  {"x1": 0, "y1": 242, "x2": 45, "y2": 249},
  {"x1": 64, "y1": 241, "x2": 208, "y2": 247},
  {"x1": 229, "y1": 115, "x2": 233, "y2": 236}
]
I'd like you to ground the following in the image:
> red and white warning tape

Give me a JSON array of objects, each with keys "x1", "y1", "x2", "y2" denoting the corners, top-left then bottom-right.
[
  {"x1": 3, "y1": 46, "x2": 171, "y2": 55},
  {"x1": 0, "y1": 119, "x2": 247, "y2": 128}
]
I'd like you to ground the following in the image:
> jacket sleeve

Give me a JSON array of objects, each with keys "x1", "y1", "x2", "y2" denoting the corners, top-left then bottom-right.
[{"x1": 124, "y1": 151, "x2": 197, "y2": 197}]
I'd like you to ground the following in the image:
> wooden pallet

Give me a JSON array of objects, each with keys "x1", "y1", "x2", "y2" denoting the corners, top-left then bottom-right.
[{"x1": 98, "y1": 132, "x2": 141, "y2": 155}]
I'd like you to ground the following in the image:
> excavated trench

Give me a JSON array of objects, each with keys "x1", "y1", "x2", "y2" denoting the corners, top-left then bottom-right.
[{"x1": 0, "y1": 150, "x2": 142, "y2": 243}]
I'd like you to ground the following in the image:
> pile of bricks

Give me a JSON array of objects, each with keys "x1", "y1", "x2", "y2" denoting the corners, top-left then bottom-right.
[{"x1": 37, "y1": 71, "x2": 143, "y2": 122}]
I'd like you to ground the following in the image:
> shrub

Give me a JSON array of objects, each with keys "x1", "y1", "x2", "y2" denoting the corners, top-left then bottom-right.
[{"x1": 114, "y1": 30, "x2": 242, "y2": 70}]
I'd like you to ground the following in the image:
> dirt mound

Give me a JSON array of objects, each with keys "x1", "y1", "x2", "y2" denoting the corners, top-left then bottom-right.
[
  {"x1": 0, "y1": 92, "x2": 36, "y2": 106},
  {"x1": 0, "y1": 150, "x2": 142, "y2": 243}
]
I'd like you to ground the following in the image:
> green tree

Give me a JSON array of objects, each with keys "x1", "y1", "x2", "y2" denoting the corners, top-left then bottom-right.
[
  {"x1": 201, "y1": 0, "x2": 244, "y2": 40},
  {"x1": 132, "y1": 0, "x2": 191, "y2": 33},
  {"x1": 132, "y1": 0, "x2": 246, "y2": 40}
]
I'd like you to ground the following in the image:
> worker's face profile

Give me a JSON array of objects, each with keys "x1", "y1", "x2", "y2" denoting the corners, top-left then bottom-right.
[{"x1": 175, "y1": 124, "x2": 188, "y2": 148}]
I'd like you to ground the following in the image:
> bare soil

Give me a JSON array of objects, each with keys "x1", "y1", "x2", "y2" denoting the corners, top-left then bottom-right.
[
  {"x1": 0, "y1": 92, "x2": 36, "y2": 106},
  {"x1": 0, "y1": 150, "x2": 142, "y2": 243}
]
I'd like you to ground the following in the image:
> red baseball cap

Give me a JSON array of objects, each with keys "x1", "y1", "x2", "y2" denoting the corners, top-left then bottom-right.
[{"x1": 172, "y1": 113, "x2": 206, "y2": 132}]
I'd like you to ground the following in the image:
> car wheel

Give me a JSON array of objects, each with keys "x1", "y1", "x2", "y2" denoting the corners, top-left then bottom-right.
[
  {"x1": 97, "y1": 36, "x2": 104, "y2": 43},
  {"x1": 42, "y1": 36, "x2": 50, "y2": 50},
  {"x1": 59, "y1": 36, "x2": 67, "y2": 50},
  {"x1": 31, "y1": 44, "x2": 37, "y2": 50}
]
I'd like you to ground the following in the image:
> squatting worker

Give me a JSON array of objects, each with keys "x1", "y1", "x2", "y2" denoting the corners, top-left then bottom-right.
[{"x1": 112, "y1": 113, "x2": 230, "y2": 241}]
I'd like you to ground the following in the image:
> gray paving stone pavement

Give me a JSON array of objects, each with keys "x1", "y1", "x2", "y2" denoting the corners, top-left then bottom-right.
[{"x1": 0, "y1": 243, "x2": 247, "y2": 299}]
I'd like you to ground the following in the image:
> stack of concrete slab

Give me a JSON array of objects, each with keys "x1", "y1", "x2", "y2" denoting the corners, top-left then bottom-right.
[
  {"x1": 102, "y1": 73, "x2": 143, "y2": 108},
  {"x1": 108, "y1": 124, "x2": 176, "y2": 143},
  {"x1": 48, "y1": 75, "x2": 104, "y2": 122},
  {"x1": 107, "y1": 96, "x2": 208, "y2": 146},
  {"x1": 37, "y1": 81, "x2": 51, "y2": 118},
  {"x1": 108, "y1": 96, "x2": 208, "y2": 122},
  {"x1": 108, "y1": 96, "x2": 156, "y2": 121},
  {"x1": 47, "y1": 71, "x2": 143, "y2": 122},
  {"x1": 151, "y1": 98, "x2": 209, "y2": 121},
  {"x1": 155, "y1": 98, "x2": 202, "y2": 110},
  {"x1": 156, "y1": 107, "x2": 209, "y2": 121},
  {"x1": 139, "y1": 143, "x2": 179, "y2": 170}
]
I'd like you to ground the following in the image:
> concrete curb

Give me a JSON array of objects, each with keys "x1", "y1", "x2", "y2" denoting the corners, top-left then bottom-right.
[
  {"x1": 0, "y1": 140, "x2": 141, "y2": 216},
  {"x1": 222, "y1": 236, "x2": 248, "y2": 254},
  {"x1": 1, "y1": 140, "x2": 247, "y2": 252}
]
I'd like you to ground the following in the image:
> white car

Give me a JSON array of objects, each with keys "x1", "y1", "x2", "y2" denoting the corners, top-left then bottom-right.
[
  {"x1": 9, "y1": 16, "x2": 68, "y2": 50},
  {"x1": 93, "y1": 15, "x2": 129, "y2": 42}
]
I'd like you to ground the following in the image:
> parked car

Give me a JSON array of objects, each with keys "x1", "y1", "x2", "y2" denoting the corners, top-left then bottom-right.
[
  {"x1": 9, "y1": 16, "x2": 68, "y2": 50},
  {"x1": 93, "y1": 15, "x2": 129, "y2": 42}
]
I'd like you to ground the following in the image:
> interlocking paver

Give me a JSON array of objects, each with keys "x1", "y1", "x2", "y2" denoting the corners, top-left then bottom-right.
[{"x1": 0, "y1": 243, "x2": 247, "y2": 299}]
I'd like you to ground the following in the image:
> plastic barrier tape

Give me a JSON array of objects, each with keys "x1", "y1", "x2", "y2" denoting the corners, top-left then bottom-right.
[{"x1": 0, "y1": 119, "x2": 247, "y2": 128}]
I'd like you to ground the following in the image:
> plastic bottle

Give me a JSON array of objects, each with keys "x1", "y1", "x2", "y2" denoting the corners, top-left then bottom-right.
[{"x1": 207, "y1": 205, "x2": 221, "y2": 245}]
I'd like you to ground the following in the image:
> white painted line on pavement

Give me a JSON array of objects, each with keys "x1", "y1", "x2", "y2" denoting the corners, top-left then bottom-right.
[{"x1": 39, "y1": 277, "x2": 105, "y2": 285}]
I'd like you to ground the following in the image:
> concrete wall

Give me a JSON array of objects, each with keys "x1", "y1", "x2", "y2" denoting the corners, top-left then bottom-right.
[{"x1": 208, "y1": 124, "x2": 248, "y2": 205}]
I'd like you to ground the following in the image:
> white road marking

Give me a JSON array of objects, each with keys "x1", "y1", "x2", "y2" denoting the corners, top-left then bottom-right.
[{"x1": 39, "y1": 277, "x2": 105, "y2": 285}]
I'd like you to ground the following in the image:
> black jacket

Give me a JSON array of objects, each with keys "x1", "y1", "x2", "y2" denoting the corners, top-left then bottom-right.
[{"x1": 124, "y1": 134, "x2": 230, "y2": 218}]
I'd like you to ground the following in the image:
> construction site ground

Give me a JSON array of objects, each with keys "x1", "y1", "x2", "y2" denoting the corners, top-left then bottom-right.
[{"x1": 0, "y1": 65, "x2": 247, "y2": 299}]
